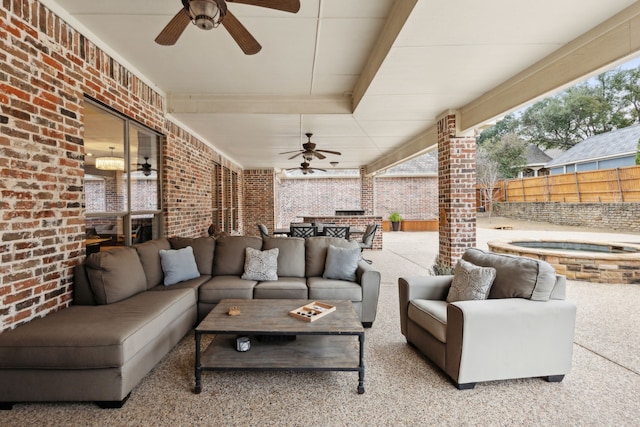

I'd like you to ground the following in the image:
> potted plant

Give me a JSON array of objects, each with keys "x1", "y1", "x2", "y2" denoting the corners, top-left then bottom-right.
[
  {"x1": 388, "y1": 211, "x2": 402, "y2": 231},
  {"x1": 431, "y1": 253, "x2": 455, "y2": 275}
]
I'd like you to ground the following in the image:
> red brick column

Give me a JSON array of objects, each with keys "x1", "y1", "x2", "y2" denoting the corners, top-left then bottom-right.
[
  {"x1": 360, "y1": 168, "x2": 374, "y2": 215},
  {"x1": 437, "y1": 113, "x2": 477, "y2": 268},
  {"x1": 243, "y1": 169, "x2": 276, "y2": 237}
]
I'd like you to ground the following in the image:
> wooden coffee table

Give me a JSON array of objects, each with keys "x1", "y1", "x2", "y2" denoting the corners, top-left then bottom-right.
[{"x1": 194, "y1": 299, "x2": 365, "y2": 394}]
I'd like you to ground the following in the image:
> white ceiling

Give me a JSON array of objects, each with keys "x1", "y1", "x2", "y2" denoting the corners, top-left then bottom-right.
[{"x1": 40, "y1": 0, "x2": 640, "y2": 172}]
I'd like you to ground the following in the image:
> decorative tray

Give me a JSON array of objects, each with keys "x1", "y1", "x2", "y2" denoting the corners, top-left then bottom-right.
[{"x1": 288, "y1": 301, "x2": 336, "y2": 322}]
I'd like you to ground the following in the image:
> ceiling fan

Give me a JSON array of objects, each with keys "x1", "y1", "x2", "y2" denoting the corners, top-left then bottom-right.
[
  {"x1": 280, "y1": 133, "x2": 342, "y2": 161},
  {"x1": 133, "y1": 157, "x2": 157, "y2": 176},
  {"x1": 155, "y1": 0, "x2": 301, "y2": 55},
  {"x1": 286, "y1": 161, "x2": 326, "y2": 175}
]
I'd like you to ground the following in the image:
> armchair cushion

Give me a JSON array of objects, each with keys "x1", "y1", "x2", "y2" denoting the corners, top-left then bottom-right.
[
  {"x1": 462, "y1": 248, "x2": 556, "y2": 301},
  {"x1": 446, "y1": 259, "x2": 496, "y2": 303},
  {"x1": 409, "y1": 299, "x2": 448, "y2": 343}
]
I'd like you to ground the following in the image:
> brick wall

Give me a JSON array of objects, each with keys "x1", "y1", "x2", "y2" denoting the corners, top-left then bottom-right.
[
  {"x1": 277, "y1": 177, "x2": 361, "y2": 227},
  {"x1": 494, "y1": 202, "x2": 640, "y2": 232},
  {"x1": 374, "y1": 176, "x2": 438, "y2": 220},
  {"x1": 0, "y1": 1, "x2": 241, "y2": 332}
]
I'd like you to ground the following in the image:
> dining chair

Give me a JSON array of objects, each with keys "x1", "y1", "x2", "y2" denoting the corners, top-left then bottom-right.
[
  {"x1": 322, "y1": 225, "x2": 350, "y2": 240},
  {"x1": 257, "y1": 223, "x2": 270, "y2": 238},
  {"x1": 358, "y1": 224, "x2": 378, "y2": 264},
  {"x1": 289, "y1": 225, "x2": 317, "y2": 238}
]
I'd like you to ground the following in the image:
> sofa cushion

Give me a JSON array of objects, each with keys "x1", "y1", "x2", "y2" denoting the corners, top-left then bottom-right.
[
  {"x1": 85, "y1": 247, "x2": 147, "y2": 304},
  {"x1": 323, "y1": 244, "x2": 360, "y2": 282},
  {"x1": 307, "y1": 277, "x2": 362, "y2": 302},
  {"x1": 305, "y1": 237, "x2": 360, "y2": 278},
  {"x1": 253, "y1": 277, "x2": 308, "y2": 299},
  {"x1": 262, "y1": 236, "x2": 306, "y2": 278},
  {"x1": 241, "y1": 247, "x2": 279, "y2": 281},
  {"x1": 169, "y1": 236, "x2": 215, "y2": 275},
  {"x1": 133, "y1": 238, "x2": 171, "y2": 289},
  {"x1": 408, "y1": 299, "x2": 448, "y2": 343},
  {"x1": 199, "y1": 276, "x2": 258, "y2": 304},
  {"x1": 0, "y1": 288, "x2": 195, "y2": 369},
  {"x1": 159, "y1": 246, "x2": 201, "y2": 286},
  {"x1": 213, "y1": 236, "x2": 263, "y2": 276},
  {"x1": 462, "y1": 248, "x2": 557, "y2": 301},
  {"x1": 446, "y1": 258, "x2": 496, "y2": 303}
]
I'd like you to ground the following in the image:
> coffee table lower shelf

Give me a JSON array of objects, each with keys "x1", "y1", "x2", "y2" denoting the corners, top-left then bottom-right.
[{"x1": 194, "y1": 334, "x2": 364, "y2": 394}]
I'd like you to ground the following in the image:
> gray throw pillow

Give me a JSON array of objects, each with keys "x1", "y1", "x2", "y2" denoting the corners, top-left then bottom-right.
[
  {"x1": 159, "y1": 246, "x2": 200, "y2": 286},
  {"x1": 241, "y1": 247, "x2": 279, "y2": 281},
  {"x1": 446, "y1": 258, "x2": 496, "y2": 303},
  {"x1": 323, "y1": 244, "x2": 360, "y2": 282}
]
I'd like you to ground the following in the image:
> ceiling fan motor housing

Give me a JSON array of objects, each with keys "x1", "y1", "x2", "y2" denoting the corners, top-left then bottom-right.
[{"x1": 186, "y1": 0, "x2": 226, "y2": 30}]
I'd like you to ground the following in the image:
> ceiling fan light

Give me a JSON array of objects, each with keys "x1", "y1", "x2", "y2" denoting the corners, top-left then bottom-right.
[{"x1": 189, "y1": 1, "x2": 219, "y2": 30}]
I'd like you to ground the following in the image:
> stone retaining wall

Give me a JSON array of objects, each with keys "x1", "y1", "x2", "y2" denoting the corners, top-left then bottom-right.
[{"x1": 493, "y1": 202, "x2": 640, "y2": 233}]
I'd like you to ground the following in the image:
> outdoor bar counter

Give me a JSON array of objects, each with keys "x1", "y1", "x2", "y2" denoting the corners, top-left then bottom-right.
[{"x1": 302, "y1": 215, "x2": 383, "y2": 250}]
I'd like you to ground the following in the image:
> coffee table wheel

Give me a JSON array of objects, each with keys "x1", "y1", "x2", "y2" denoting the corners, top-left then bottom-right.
[
  {"x1": 193, "y1": 385, "x2": 202, "y2": 394},
  {"x1": 358, "y1": 385, "x2": 365, "y2": 394}
]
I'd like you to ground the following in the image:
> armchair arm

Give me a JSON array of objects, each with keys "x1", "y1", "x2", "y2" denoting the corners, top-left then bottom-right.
[
  {"x1": 446, "y1": 298, "x2": 577, "y2": 385},
  {"x1": 398, "y1": 275, "x2": 453, "y2": 336},
  {"x1": 357, "y1": 260, "x2": 381, "y2": 325}
]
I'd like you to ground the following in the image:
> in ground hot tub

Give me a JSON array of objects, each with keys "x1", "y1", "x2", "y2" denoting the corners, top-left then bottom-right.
[{"x1": 487, "y1": 239, "x2": 640, "y2": 284}]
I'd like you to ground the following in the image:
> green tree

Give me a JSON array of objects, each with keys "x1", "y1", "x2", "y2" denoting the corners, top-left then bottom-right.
[
  {"x1": 476, "y1": 114, "x2": 520, "y2": 145},
  {"x1": 483, "y1": 133, "x2": 528, "y2": 179}
]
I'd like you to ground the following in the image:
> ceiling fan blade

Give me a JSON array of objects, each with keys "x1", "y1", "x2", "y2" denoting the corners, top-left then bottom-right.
[
  {"x1": 228, "y1": 0, "x2": 300, "y2": 13},
  {"x1": 311, "y1": 168, "x2": 326, "y2": 172},
  {"x1": 316, "y1": 149, "x2": 342, "y2": 155},
  {"x1": 155, "y1": 9, "x2": 191, "y2": 46},
  {"x1": 288, "y1": 153, "x2": 303, "y2": 160},
  {"x1": 314, "y1": 152, "x2": 326, "y2": 160},
  {"x1": 222, "y1": 10, "x2": 262, "y2": 55},
  {"x1": 279, "y1": 149, "x2": 302, "y2": 155}
]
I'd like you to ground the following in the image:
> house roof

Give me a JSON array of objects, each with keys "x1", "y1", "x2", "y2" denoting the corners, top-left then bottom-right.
[
  {"x1": 380, "y1": 151, "x2": 438, "y2": 176},
  {"x1": 546, "y1": 125, "x2": 640, "y2": 167},
  {"x1": 525, "y1": 144, "x2": 553, "y2": 166}
]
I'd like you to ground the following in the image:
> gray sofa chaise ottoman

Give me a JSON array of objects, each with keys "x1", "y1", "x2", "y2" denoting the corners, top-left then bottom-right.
[
  {"x1": 0, "y1": 235, "x2": 380, "y2": 408},
  {"x1": 399, "y1": 247, "x2": 576, "y2": 389}
]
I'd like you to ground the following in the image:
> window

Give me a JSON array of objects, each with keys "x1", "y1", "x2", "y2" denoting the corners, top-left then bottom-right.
[{"x1": 84, "y1": 99, "x2": 162, "y2": 249}]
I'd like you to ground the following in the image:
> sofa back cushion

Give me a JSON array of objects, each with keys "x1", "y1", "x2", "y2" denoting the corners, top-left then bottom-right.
[
  {"x1": 262, "y1": 236, "x2": 306, "y2": 277},
  {"x1": 170, "y1": 236, "x2": 215, "y2": 275},
  {"x1": 462, "y1": 248, "x2": 557, "y2": 301},
  {"x1": 305, "y1": 236, "x2": 360, "y2": 277},
  {"x1": 134, "y1": 238, "x2": 171, "y2": 289},
  {"x1": 85, "y1": 247, "x2": 147, "y2": 304},
  {"x1": 213, "y1": 236, "x2": 263, "y2": 276}
]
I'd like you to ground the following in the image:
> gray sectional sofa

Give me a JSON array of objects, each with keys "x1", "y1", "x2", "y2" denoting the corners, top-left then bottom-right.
[{"x1": 0, "y1": 235, "x2": 380, "y2": 409}]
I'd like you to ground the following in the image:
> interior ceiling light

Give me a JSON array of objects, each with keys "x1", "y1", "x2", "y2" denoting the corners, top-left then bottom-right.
[{"x1": 95, "y1": 147, "x2": 124, "y2": 171}]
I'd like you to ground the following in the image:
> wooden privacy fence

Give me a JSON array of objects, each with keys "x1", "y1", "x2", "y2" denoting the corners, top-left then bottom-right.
[{"x1": 479, "y1": 165, "x2": 640, "y2": 206}]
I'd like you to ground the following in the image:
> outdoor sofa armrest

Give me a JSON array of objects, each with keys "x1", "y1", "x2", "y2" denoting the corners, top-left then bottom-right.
[
  {"x1": 446, "y1": 298, "x2": 577, "y2": 386},
  {"x1": 398, "y1": 275, "x2": 453, "y2": 336},
  {"x1": 357, "y1": 260, "x2": 381, "y2": 326}
]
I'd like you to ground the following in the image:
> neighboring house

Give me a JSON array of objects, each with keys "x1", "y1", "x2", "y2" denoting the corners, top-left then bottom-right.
[
  {"x1": 546, "y1": 125, "x2": 640, "y2": 175},
  {"x1": 519, "y1": 144, "x2": 554, "y2": 177}
]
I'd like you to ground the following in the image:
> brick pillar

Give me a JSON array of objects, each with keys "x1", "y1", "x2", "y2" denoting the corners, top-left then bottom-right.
[
  {"x1": 360, "y1": 168, "x2": 374, "y2": 215},
  {"x1": 437, "y1": 112, "x2": 477, "y2": 268},
  {"x1": 243, "y1": 169, "x2": 276, "y2": 237}
]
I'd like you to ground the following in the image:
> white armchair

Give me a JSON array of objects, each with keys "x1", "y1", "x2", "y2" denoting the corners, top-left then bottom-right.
[{"x1": 399, "y1": 248, "x2": 576, "y2": 389}]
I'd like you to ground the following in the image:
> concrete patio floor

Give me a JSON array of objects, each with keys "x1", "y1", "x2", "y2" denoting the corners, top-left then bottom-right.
[{"x1": 364, "y1": 216, "x2": 640, "y2": 376}]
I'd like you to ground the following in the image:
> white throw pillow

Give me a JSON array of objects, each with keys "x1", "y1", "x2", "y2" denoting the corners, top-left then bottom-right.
[
  {"x1": 446, "y1": 258, "x2": 496, "y2": 303},
  {"x1": 159, "y1": 246, "x2": 200, "y2": 286},
  {"x1": 323, "y1": 244, "x2": 360, "y2": 282},
  {"x1": 241, "y1": 247, "x2": 279, "y2": 281}
]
